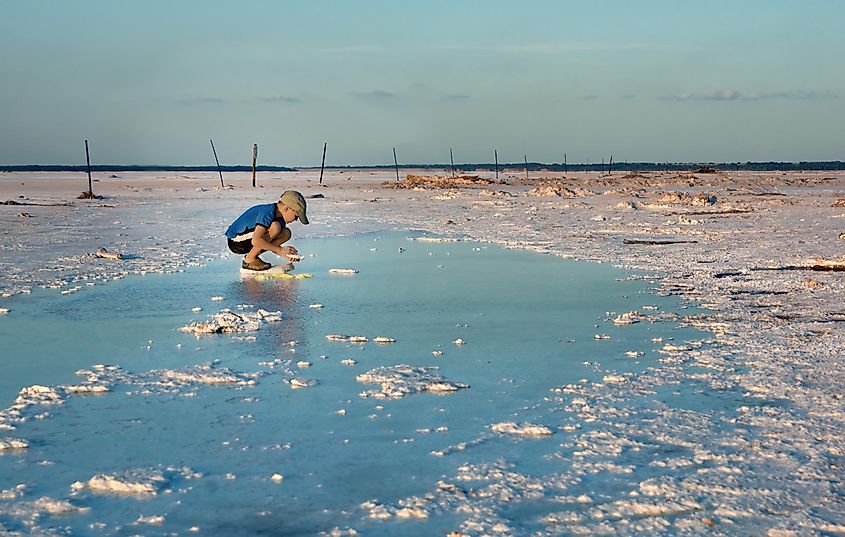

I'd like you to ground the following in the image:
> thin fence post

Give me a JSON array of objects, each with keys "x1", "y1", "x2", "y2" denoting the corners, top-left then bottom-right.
[
  {"x1": 608, "y1": 154, "x2": 613, "y2": 174},
  {"x1": 494, "y1": 149, "x2": 498, "y2": 181},
  {"x1": 449, "y1": 148, "x2": 455, "y2": 177},
  {"x1": 524, "y1": 155, "x2": 529, "y2": 181},
  {"x1": 564, "y1": 153, "x2": 567, "y2": 179},
  {"x1": 84, "y1": 139, "x2": 93, "y2": 196},
  {"x1": 319, "y1": 142, "x2": 327, "y2": 185},
  {"x1": 393, "y1": 147, "x2": 400, "y2": 182},
  {"x1": 210, "y1": 139, "x2": 224, "y2": 188},
  {"x1": 252, "y1": 144, "x2": 258, "y2": 187}
]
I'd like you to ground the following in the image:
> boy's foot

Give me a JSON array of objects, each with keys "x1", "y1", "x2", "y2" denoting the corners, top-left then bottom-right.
[{"x1": 242, "y1": 258, "x2": 271, "y2": 271}]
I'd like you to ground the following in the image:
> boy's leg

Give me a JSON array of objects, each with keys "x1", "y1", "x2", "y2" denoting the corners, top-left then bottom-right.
[{"x1": 243, "y1": 224, "x2": 291, "y2": 263}]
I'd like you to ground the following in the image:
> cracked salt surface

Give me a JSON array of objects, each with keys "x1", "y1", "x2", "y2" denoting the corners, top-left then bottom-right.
[{"x1": 2, "y1": 170, "x2": 844, "y2": 535}]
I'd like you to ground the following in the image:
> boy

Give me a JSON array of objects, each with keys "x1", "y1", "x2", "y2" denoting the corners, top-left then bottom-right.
[{"x1": 225, "y1": 190, "x2": 309, "y2": 271}]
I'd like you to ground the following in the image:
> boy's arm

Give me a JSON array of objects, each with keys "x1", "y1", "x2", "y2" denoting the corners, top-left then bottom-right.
[{"x1": 251, "y1": 224, "x2": 296, "y2": 256}]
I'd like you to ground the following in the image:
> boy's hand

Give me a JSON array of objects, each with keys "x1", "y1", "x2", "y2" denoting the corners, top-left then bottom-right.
[{"x1": 279, "y1": 246, "x2": 299, "y2": 257}]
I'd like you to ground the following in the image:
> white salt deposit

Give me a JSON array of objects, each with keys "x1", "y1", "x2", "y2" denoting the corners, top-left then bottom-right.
[
  {"x1": 340, "y1": 359, "x2": 357, "y2": 366},
  {"x1": 326, "y1": 334, "x2": 350, "y2": 341},
  {"x1": 0, "y1": 307, "x2": 10, "y2": 314},
  {"x1": 432, "y1": 350, "x2": 443, "y2": 356},
  {"x1": 180, "y1": 308, "x2": 282, "y2": 335},
  {"x1": 613, "y1": 311, "x2": 642, "y2": 325},
  {"x1": 453, "y1": 338, "x2": 465, "y2": 345},
  {"x1": 210, "y1": 296, "x2": 224, "y2": 301},
  {"x1": 348, "y1": 336, "x2": 369, "y2": 343},
  {"x1": 15, "y1": 385, "x2": 63, "y2": 406},
  {"x1": 373, "y1": 336, "x2": 396, "y2": 343},
  {"x1": 329, "y1": 268, "x2": 358, "y2": 274},
  {"x1": 289, "y1": 378, "x2": 316, "y2": 389},
  {"x1": 75, "y1": 471, "x2": 166, "y2": 497},
  {"x1": 296, "y1": 361, "x2": 311, "y2": 368},
  {"x1": 191, "y1": 306, "x2": 202, "y2": 312},
  {"x1": 490, "y1": 422, "x2": 553, "y2": 437},
  {"x1": 0, "y1": 438, "x2": 29, "y2": 450},
  {"x1": 602, "y1": 374, "x2": 628, "y2": 384},
  {"x1": 136, "y1": 514, "x2": 166, "y2": 525},
  {"x1": 270, "y1": 473, "x2": 284, "y2": 483},
  {"x1": 309, "y1": 303, "x2": 324, "y2": 309},
  {"x1": 356, "y1": 365, "x2": 469, "y2": 399}
]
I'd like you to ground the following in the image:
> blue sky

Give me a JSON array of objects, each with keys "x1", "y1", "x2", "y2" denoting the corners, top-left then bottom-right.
[{"x1": 1, "y1": 0, "x2": 843, "y2": 165}]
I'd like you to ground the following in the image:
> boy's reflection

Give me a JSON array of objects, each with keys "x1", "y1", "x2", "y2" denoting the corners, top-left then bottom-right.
[{"x1": 237, "y1": 278, "x2": 305, "y2": 354}]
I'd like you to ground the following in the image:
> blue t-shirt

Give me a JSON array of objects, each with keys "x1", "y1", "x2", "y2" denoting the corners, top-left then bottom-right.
[{"x1": 225, "y1": 203, "x2": 285, "y2": 239}]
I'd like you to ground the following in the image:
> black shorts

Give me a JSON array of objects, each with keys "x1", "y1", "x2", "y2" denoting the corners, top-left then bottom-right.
[{"x1": 227, "y1": 237, "x2": 252, "y2": 255}]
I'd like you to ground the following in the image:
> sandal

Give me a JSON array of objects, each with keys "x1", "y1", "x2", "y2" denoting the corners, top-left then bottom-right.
[{"x1": 242, "y1": 257, "x2": 271, "y2": 271}]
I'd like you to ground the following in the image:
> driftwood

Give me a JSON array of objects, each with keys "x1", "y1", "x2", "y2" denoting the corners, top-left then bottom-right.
[
  {"x1": 684, "y1": 208, "x2": 753, "y2": 216},
  {"x1": 752, "y1": 265, "x2": 845, "y2": 273},
  {"x1": 623, "y1": 239, "x2": 698, "y2": 245},
  {"x1": 3, "y1": 200, "x2": 72, "y2": 207}
]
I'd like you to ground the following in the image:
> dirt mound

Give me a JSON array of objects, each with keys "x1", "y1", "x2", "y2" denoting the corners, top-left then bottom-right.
[
  {"x1": 384, "y1": 174, "x2": 496, "y2": 190},
  {"x1": 656, "y1": 191, "x2": 717, "y2": 206},
  {"x1": 526, "y1": 183, "x2": 593, "y2": 198}
]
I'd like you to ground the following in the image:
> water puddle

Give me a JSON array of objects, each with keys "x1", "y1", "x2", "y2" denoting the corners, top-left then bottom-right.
[{"x1": 0, "y1": 233, "x2": 713, "y2": 535}]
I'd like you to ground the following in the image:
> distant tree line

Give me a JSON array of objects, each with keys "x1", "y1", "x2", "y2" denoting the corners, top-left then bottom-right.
[
  {"x1": 1, "y1": 161, "x2": 843, "y2": 173},
  {"x1": 0, "y1": 165, "x2": 296, "y2": 172}
]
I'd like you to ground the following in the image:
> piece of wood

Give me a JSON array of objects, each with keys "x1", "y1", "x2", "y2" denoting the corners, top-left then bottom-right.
[
  {"x1": 210, "y1": 140, "x2": 224, "y2": 188},
  {"x1": 84, "y1": 139, "x2": 93, "y2": 196},
  {"x1": 751, "y1": 265, "x2": 845, "y2": 273},
  {"x1": 524, "y1": 155, "x2": 529, "y2": 181},
  {"x1": 393, "y1": 147, "x2": 399, "y2": 181},
  {"x1": 450, "y1": 148, "x2": 455, "y2": 177},
  {"x1": 252, "y1": 144, "x2": 258, "y2": 187},
  {"x1": 494, "y1": 149, "x2": 498, "y2": 181},
  {"x1": 319, "y1": 142, "x2": 327, "y2": 185},
  {"x1": 623, "y1": 239, "x2": 699, "y2": 245}
]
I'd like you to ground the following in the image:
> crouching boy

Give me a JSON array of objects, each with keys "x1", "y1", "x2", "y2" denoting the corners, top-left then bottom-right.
[{"x1": 225, "y1": 190, "x2": 309, "y2": 271}]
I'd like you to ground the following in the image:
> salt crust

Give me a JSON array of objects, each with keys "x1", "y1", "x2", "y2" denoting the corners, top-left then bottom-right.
[
  {"x1": 356, "y1": 365, "x2": 469, "y2": 399},
  {"x1": 72, "y1": 467, "x2": 200, "y2": 497},
  {"x1": 0, "y1": 438, "x2": 29, "y2": 450},
  {"x1": 136, "y1": 514, "x2": 166, "y2": 525},
  {"x1": 4, "y1": 171, "x2": 845, "y2": 533},
  {"x1": 612, "y1": 310, "x2": 642, "y2": 325},
  {"x1": 180, "y1": 308, "x2": 282, "y2": 334},
  {"x1": 329, "y1": 268, "x2": 358, "y2": 274},
  {"x1": 326, "y1": 334, "x2": 395, "y2": 344},
  {"x1": 490, "y1": 422, "x2": 553, "y2": 437}
]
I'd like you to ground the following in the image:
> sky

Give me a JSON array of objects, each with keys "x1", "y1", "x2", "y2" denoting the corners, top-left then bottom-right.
[{"x1": 1, "y1": 0, "x2": 843, "y2": 166}]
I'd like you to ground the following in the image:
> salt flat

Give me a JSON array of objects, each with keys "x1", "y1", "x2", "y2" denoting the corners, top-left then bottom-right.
[{"x1": 1, "y1": 169, "x2": 844, "y2": 534}]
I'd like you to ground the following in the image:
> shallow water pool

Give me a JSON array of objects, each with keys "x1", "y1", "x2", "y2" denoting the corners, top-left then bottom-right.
[{"x1": 0, "y1": 233, "x2": 706, "y2": 536}]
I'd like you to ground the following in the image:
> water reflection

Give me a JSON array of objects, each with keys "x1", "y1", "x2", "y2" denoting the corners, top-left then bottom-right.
[{"x1": 232, "y1": 276, "x2": 305, "y2": 354}]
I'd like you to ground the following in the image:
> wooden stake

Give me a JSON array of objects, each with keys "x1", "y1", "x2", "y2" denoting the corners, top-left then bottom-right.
[
  {"x1": 393, "y1": 147, "x2": 400, "y2": 182},
  {"x1": 84, "y1": 139, "x2": 93, "y2": 196},
  {"x1": 252, "y1": 144, "x2": 258, "y2": 187},
  {"x1": 494, "y1": 149, "x2": 498, "y2": 181},
  {"x1": 608, "y1": 154, "x2": 613, "y2": 174},
  {"x1": 319, "y1": 141, "x2": 327, "y2": 185},
  {"x1": 210, "y1": 139, "x2": 224, "y2": 188},
  {"x1": 524, "y1": 155, "x2": 529, "y2": 181},
  {"x1": 564, "y1": 153, "x2": 567, "y2": 179},
  {"x1": 449, "y1": 147, "x2": 455, "y2": 177}
]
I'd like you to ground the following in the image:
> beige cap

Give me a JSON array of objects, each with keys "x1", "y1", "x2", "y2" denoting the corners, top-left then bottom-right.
[{"x1": 279, "y1": 190, "x2": 309, "y2": 224}]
